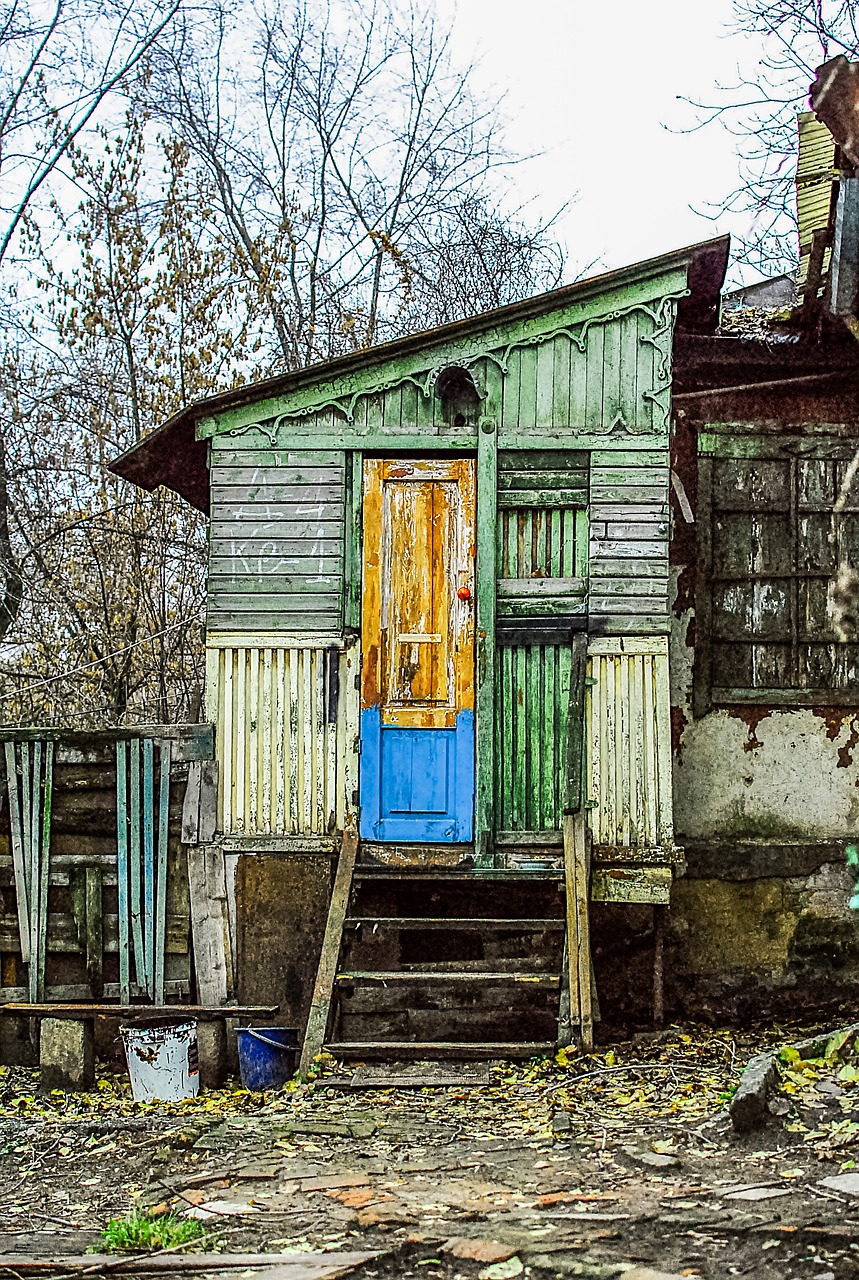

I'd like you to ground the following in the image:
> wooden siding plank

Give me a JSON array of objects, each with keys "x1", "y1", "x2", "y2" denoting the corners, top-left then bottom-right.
[
  {"x1": 115, "y1": 741, "x2": 130, "y2": 1004},
  {"x1": 142, "y1": 738, "x2": 155, "y2": 998},
  {"x1": 128, "y1": 739, "x2": 146, "y2": 992},
  {"x1": 154, "y1": 739, "x2": 171, "y2": 1004},
  {"x1": 5, "y1": 744, "x2": 29, "y2": 964}
]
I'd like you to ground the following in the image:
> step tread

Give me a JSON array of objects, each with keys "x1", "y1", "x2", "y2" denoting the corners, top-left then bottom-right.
[
  {"x1": 325, "y1": 1040, "x2": 556, "y2": 1060},
  {"x1": 353, "y1": 869, "x2": 563, "y2": 881},
  {"x1": 344, "y1": 916, "x2": 564, "y2": 930},
  {"x1": 335, "y1": 970, "x2": 559, "y2": 984}
]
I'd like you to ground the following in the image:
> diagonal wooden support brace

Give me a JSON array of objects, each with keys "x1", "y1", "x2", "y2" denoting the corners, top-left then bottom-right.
[{"x1": 299, "y1": 822, "x2": 358, "y2": 1077}]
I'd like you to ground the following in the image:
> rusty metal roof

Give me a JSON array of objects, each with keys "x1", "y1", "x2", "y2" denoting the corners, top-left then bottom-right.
[{"x1": 109, "y1": 235, "x2": 730, "y2": 511}]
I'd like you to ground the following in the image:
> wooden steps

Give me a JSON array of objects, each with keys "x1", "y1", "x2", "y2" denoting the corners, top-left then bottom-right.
[{"x1": 321, "y1": 868, "x2": 566, "y2": 1060}]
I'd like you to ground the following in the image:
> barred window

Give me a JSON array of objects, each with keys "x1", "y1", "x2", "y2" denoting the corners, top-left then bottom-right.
[{"x1": 694, "y1": 431, "x2": 859, "y2": 711}]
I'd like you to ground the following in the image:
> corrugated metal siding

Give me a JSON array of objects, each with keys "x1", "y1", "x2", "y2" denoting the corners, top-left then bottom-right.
[
  {"x1": 797, "y1": 110, "x2": 836, "y2": 290},
  {"x1": 588, "y1": 448, "x2": 670, "y2": 634},
  {"x1": 585, "y1": 636, "x2": 673, "y2": 850},
  {"x1": 205, "y1": 637, "x2": 359, "y2": 836},
  {"x1": 495, "y1": 644, "x2": 572, "y2": 833},
  {"x1": 207, "y1": 447, "x2": 345, "y2": 633}
]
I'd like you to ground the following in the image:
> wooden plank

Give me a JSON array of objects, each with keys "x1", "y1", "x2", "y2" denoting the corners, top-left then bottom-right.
[
  {"x1": 336, "y1": 971, "x2": 559, "y2": 985},
  {"x1": 35, "y1": 741, "x2": 53, "y2": 1004},
  {"x1": 142, "y1": 738, "x2": 155, "y2": 998},
  {"x1": 28, "y1": 742, "x2": 41, "y2": 1001},
  {"x1": 128, "y1": 739, "x2": 146, "y2": 992},
  {"x1": 343, "y1": 917, "x2": 564, "y2": 930},
  {"x1": 497, "y1": 577, "x2": 586, "y2": 598},
  {"x1": 115, "y1": 742, "x2": 130, "y2": 1003},
  {"x1": 5, "y1": 743, "x2": 29, "y2": 963},
  {"x1": 187, "y1": 843, "x2": 231, "y2": 1005},
  {"x1": 0, "y1": 724, "x2": 214, "y2": 760},
  {"x1": 85, "y1": 866, "x2": 103, "y2": 998},
  {"x1": 299, "y1": 823, "x2": 358, "y2": 1077},
  {"x1": 181, "y1": 761, "x2": 202, "y2": 844},
  {"x1": 198, "y1": 760, "x2": 219, "y2": 844},
  {"x1": 154, "y1": 739, "x2": 171, "y2": 1004},
  {"x1": 497, "y1": 488, "x2": 587, "y2": 509},
  {"x1": 475, "y1": 418, "x2": 497, "y2": 863},
  {"x1": 0, "y1": 1003, "x2": 276, "y2": 1018}
]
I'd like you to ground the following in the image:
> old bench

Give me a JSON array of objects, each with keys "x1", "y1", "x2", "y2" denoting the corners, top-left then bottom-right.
[{"x1": 0, "y1": 1003, "x2": 279, "y2": 1090}]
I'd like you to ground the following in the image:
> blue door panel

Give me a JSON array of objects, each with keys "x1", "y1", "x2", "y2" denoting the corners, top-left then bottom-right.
[
  {"x1": 360, "y1": 707, "x2": 474, "y2": 842},
  {"x1": 382, "y1": 730, "x2": 451, "y2": 814}
]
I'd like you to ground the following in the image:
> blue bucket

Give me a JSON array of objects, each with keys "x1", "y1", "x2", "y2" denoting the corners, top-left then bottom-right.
[{"x1": 236, "y1": 1026, "x2": 299, "y2": 1090}]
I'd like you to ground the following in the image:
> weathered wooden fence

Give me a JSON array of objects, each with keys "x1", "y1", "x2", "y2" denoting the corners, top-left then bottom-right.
[{"x1": 0, "y1": 726, "x2": 214, "y2": 1005}]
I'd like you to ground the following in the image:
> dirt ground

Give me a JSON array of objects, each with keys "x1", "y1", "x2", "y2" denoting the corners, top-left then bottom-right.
[{"x1": 1, "y1": 1024, "x2": 858, "y2": 1279}]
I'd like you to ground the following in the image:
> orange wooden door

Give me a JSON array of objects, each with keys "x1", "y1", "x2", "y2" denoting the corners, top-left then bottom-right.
[{"x1": 360, "y1": 459, "x2": 475, "y2": 841}]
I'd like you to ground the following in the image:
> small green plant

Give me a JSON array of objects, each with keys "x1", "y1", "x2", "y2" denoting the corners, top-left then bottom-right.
[{"x1": 100, "y1": 1210, "x2": 209, "y2": 1254}]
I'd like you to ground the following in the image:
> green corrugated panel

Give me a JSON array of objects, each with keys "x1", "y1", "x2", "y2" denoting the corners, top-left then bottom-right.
[{"x1": 495, "y1": 643, "x2": 572, "y2": 832}]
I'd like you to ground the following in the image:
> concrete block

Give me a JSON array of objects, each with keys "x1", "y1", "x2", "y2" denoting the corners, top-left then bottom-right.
[
  {"x1": 197, "y1": 1020, "x2": 227, "y2": 1089},
  {"x1": 40, "y1": 1018, "x2": 94, "y2": 1091},
  {"x1": 730, "y1": 1050, "x2": 777, "y2": 1132}
]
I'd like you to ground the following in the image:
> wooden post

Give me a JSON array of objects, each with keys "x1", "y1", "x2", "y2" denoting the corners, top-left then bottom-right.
[
  {"x1": 299, "y1": 823, "x2": 358, "y2": 1076},
  {"x1": 475, "y1": 415, "x2": 497, "y2": 865},
  {"x1": 562, "y1": 633, "x2": 593, "y2": 1052}
]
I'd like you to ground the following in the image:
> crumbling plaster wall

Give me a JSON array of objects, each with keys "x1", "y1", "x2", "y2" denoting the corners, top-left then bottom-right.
[
  {"x1": 670, "y1": 585, "x2": 859, "y2": 841},
  {"x1": 666, "y1": 568, "x2": 859, "y2": 1021}
]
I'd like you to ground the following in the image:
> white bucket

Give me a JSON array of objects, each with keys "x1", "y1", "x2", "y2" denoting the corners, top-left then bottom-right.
[{"x1": 121, "y1": 1021, "x2": 200, "y2": 1103}]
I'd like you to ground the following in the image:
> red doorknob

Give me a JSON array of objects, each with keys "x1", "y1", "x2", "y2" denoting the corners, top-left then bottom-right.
[{"x1": 457, "y1": 586, "x2": 471, "y2": 601}]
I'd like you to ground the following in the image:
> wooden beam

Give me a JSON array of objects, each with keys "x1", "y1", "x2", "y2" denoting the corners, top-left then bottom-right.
[{"x1": 298, "y1": 823, "x2": 358, "y2": 1077}]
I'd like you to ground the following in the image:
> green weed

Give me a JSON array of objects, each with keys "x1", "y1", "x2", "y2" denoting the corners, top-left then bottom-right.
[{"x1": 100, "y1": 1210, "x2": 209, "y2": 1254}]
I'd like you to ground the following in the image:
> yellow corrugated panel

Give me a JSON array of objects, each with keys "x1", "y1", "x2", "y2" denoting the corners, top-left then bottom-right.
[
  {"x1": 797, "y1": 111, "x2": 837, "y2": 288},
  {"x1": 585, "y1": 636, "x2": 674, "y2": 851},
  {"x1": 204, "y1": 634, "x2": 359, "y2": 836}
]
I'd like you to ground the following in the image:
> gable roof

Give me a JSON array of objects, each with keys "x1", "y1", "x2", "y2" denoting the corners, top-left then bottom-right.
[{"x1": 109, "y1": 235, "x2": 730, "y2": 514}]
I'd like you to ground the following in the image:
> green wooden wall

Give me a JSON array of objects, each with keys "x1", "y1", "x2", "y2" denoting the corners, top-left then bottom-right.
[{"x1": 207, "y1": 447, "x2": 345, "y2": 633}]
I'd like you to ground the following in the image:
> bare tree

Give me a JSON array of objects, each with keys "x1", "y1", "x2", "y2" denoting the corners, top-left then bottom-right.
[
  {"x1": 689, "y1": 1, "x2": 859, "y2": 275},
  {"x1": 145, "y1": 0, "x2": 565, "y2": 371},
  {"x1": 0, "y1": 0, "x2": 187, "y2": 647}
]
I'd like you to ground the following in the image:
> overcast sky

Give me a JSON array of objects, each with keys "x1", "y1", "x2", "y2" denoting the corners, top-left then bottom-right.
[{"x1": 436, "y1": 0, "x2": 790, "y2": 286}]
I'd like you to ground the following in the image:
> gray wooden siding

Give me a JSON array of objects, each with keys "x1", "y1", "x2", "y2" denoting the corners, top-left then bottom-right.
[
  {"x1": 588, "y1": 449, "x2": 670, "y2": 634},
  {"x1": 207, "y1": 447, "x2": 345, "y2": 633}
]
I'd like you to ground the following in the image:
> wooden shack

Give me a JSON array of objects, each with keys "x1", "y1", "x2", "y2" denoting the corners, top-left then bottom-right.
[{"x1": 111, "y1": 237, "x2": 730, "y2": 1057}]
